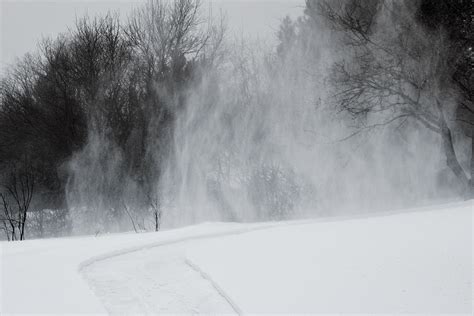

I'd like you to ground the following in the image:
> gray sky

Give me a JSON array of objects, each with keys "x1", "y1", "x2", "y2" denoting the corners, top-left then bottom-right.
[{"x1": 1, "y1": 0, "x2": 304, "y2": 69}]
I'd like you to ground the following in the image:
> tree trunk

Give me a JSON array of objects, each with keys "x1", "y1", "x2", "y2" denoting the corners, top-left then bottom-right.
[
  {"x1": 441, "y1": 127, "x2": 470, "y2": 197},
  {"x1": 155, "y1": 211, "x2": 158, "y2": 232},
  {"x1": 470, "y1": 133, "x2": 474, "y2": 197},
  {"x1": 20, "y1": 210, "x2": 26, "y2": 241},
  {"x1": 39, "y1": 209, "x2": 44, "y2": 238}
]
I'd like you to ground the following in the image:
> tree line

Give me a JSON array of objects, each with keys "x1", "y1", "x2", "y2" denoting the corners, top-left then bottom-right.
[{"x1": 0, "y1": 0, "x2": 224, "y2": 239}]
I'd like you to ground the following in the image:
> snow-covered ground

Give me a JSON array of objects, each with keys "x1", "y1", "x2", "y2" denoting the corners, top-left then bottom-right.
[{"x1": 1, "y1": 201, "x2": 472, "y2": 314}]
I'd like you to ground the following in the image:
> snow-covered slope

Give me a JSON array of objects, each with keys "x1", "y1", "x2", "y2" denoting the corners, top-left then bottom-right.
[{"x1": 1, "y1": 201, "x2": 472, "y2": 314}]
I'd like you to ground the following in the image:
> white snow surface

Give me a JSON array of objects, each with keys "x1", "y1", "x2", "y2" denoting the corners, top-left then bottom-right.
[{"x1": 1, "y1": 201, "x2": 473, "y2": 314}]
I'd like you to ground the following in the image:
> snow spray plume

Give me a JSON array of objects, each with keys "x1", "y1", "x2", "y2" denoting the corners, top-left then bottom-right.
[
  {"x1": 157, "y1": 0, "x2": 465, "y2": 227},
  {"x1": 65, "y1": 0, "x2": 226, "y2": 234},
  {"x1": 66, "y1": 0, "x2": 466, "y2": 234}
]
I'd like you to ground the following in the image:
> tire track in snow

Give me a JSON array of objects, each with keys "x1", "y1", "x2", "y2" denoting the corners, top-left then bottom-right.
[
  {"x1": 78, "y1": 222, "x2": 281, "y2": 273},
  {"x1": 185, "y1": 258, "x2": 243, "y2": 315}
]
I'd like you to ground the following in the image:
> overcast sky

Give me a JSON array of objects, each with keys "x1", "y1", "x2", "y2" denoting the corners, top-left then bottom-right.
[{"x1": 1, "y1": 0, "x2": 304, "y2": 69}]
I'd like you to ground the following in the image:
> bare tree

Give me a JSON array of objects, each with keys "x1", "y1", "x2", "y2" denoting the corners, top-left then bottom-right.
[
  {"x1": 121, "y1": 201, "x2": 141, "y2": 233},
  {"x1": 148, "y1": 194, "x2": 162, "y2": 231},
  {"x1": 127, "y1": 0, "x2": 206, "y2": 73},
  {"x1": 319, "y1": 0, "x2": 473, "y2": 196},
  {"x1": 0, "y1": 161, "x2": 35, "y2": 241}
]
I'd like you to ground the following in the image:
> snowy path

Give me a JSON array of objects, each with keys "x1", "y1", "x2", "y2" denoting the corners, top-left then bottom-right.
[
  {"x1": 1, "y1": 222, "x2": 274, "y2": 314},
  {"x1": 83, "y1": 242, "x2": 239, "y2": 314}
]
